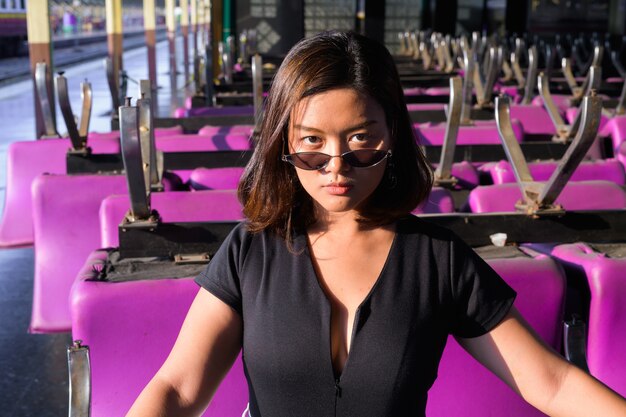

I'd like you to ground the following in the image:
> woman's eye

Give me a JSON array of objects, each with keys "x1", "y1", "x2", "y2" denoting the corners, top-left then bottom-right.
[
  {"x1": 302, "y1": 136, "x2": 321, "y2": 145},
  {"x1": 350, "y1": 133, "x2": 370, "y2": 143}
]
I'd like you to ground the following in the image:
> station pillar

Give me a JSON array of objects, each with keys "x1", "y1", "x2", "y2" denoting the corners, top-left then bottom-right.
[
  {"x1": 144, "y1": 0, "x2": 158, "y2": 97},
  {"x1": 26, "y1": 0, "x2": 54, "y2": 138},
  {"x1": 166, "y1": 0, "x2": 178, "y2": 101},
  {"x1": 181, "y1": 0, "x2": 191, "y2": 87},
  {"x1": 205, "y1": 0, "x2": 212, "y2": 48},
  {"x1": 105, "y1": 0, "x2": 123, "y2": 89},
  {"x1": 211, "y1": 0, "x2": 223, "y2": 78},
  {"x1": 191, "y1": 0, "x2": 198, "y2": 61}
]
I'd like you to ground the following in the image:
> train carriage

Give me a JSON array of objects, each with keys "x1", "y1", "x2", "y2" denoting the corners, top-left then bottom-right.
[{"x1": 0, "y1": 0, "x2": 26, "y2": 57}]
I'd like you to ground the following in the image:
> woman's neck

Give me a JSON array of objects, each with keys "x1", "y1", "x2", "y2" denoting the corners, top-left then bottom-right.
[{"x1": 309, "y1": 210, "x2": 362, "y2": 235}]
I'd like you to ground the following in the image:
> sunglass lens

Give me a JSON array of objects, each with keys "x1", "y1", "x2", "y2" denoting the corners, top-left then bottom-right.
[
  {"x1": 343, "y1": 149, "x2": 387, "y2": 167},
  {"x1": 290, "y1": 153, "x2": 331, "y2": 170}
]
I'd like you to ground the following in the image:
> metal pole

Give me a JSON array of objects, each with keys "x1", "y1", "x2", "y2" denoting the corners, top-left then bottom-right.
[
  {"x1": 165, "y1": 0, "x2": 178, "y2": 105},
  {"x1": 143, "y1": 0, "x2": 158, "y2": 111},
  {"x1": 26, "y1": 0, "x2": 54, "y2": 138},
  {"x1": 191, "y1": 0, "x2": 198, "y2": 61},
  {"x1": 105, "y1": 0, "x2": 123, "y2": 90},
  {"x1": 180, "y1": 0, "x2": 190, "y2": 88}
]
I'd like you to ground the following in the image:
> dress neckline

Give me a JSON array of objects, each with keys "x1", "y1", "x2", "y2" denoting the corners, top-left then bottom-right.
[{"x1": 300, "y1": 221, "x2": 400, "y2": 380}]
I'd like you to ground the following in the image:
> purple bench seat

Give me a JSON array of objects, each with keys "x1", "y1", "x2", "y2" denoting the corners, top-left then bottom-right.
[
  {"x1": 0, "y1": 137, "x2": 120, "y2": 248},
  {"x1": 188, "y1": 167, "x2": 245, "y2": 191},
  {"x1": 431, "y1": 160, "x2": 480, "y2": 189},
  {"x1": 415, "y1": 119, "x2": 523, "y2": 145},
  {"x1": 174, "y1": 104, "x2": 255, "y2": 118},
  {"x1": 412, "y1": 187, "x2": 455, "y2": 214},
  {"x1": 71, "y1": 190, "x2": 247, "y2": 416},
  {"x1": 0, "y1": 126, "x2": 212, "y2": 248},
  {"x1": 403, "y1": 87, "x2": 426, "y2": 96},
  {"x1": 565, "y1": 107, "x2": 610, "y2": 139},
  {"x1": 547, "y1": 243, "x2": 626, "y2": 397},
  {"x1": 468, "y1": 181, "x2": 626, "y2": 213},
  {"x1": 155, "y1": 134, "x2": 252, "y2": 152},
  {"x1": 197, "y1": 125, "x2": 254, "y2": 136},
  {"x1": 28, "y1": 172, "x2": 183, "y2": 333},
  {"x1": 99, "y1": 190, "x2": 243, "y2": 248},
  {"x1": 30, "y1": 173, "x2": 128, "y2": 332},
  {"x1": 485, "y1": 159, "x2": 626, "y2": 186},
  {"x1": 427, "y1": 247, "x2": 566, "y2": 417},
  {"x1": 532, "y1": 94, "x2": 573, "y2": 114},
  {"x1": 599, "y1": 115, "x2": 626, "y2": 154},
  {"x1": 406, "y1": 103, "x2": 446, "y2": 112},
  {"x1": 509, "y1": 104, "x2": 561, "y2": 138},
  {"x1": 71, "y1": 257, "x2": 248, "y2": 417}
]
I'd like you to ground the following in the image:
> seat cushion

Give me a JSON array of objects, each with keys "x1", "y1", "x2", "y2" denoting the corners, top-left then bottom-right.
[
  {"x1": 99, "y1": 190, "x2": 244, "y2": 247},
  {"x1": 0, "y1": 137, "x2": 119, "y2": 248},
  {"x1": 415, "y1": 119, "x2": 524, "y2": 145},
  {"x1": 487, "y1": 159, "x2": 626, "y2": 186},
  {"x1": 468, "y1": 181, "x2": 626, "y2": 213}
]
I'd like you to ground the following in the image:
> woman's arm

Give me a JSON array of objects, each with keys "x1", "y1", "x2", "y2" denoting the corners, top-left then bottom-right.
[
  {"x1": 458, "y1": 306, "x2": 626, "y2": 417},
  {"x1": 126, "y1": 288, "x2": 243, "y2": 417}
]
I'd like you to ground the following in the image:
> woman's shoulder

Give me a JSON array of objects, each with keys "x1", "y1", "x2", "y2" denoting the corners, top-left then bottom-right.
[{"x1": 222, "y1": 221, "x2": 293, "y2": 255}]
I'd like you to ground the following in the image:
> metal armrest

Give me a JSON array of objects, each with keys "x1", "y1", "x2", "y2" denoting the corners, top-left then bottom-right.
[
  {"x1": 561, "y1": 58, "x2": 582, "y2": 99},
  {"x1": 495, "y1": 92, "x2": 602, "y2": 215},
  {"x1": 35, "y1": 62, "x2": 60, "y2": 138},
  {"x1": 56, "y1": 72, "x2": 92, "y2": 151},
  {"x1": 482, "y1": 46, "x2": 503, "y2": 106},
  {"x1": 538, "y1": 72, "x2": 568, "y2": 141},
  {"x1": 564, "y1": 316, "x2": 590, "y2": 372},
  {"x1": 68, "y1": 340, "x2": 91, "y2": 417},
  {"x1": 461, "y1": 46, "x2": 476, "y2": 125},
  {"x1": 434, "y1": 77, "x2": 462, "y2": 187},
  {"x1": 239, "y1": 30, "x2": 249, "y2": 65},
  {"x1": 520, "y1": 46, "x2": 538, "y2": 105},
  {"x1": 105, "y1": 57, "x2": 121, "y2": 112},
  {"x1": 120, "y1": 98, "x2": 154, "y2": 222}
]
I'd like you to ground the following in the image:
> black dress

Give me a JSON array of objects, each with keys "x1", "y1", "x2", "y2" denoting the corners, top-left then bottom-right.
[{"x1": 195, "y1": 215, "x2": 516, "y2": 417}]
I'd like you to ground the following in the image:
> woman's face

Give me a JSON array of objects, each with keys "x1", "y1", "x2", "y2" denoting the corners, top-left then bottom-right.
[{"x1": 287, "y1": 88, "x2": 392, "y2": 218}]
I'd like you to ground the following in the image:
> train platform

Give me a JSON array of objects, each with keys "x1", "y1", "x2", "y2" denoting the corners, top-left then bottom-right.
[{"x1": 0, "y1": 36, "x2": 191, "y2": 416}]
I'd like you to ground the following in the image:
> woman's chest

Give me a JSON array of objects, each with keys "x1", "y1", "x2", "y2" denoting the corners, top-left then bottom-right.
[{"x1": 238, "y1": 252, "x2": 451, "y2": 392}]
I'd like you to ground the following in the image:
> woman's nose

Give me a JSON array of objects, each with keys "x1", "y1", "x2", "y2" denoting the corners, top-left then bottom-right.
[{"x1": 325, "y1": 153, "x2": 350, "y2": 173}]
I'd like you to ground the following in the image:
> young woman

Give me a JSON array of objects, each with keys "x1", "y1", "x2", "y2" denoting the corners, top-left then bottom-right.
[{"x1": 127, "y1": 31, "x2": 626, "y2": 417}]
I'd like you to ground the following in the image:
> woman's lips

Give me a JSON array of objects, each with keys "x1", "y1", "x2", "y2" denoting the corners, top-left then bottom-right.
[{"x1": 324, "y1": 183, "x2": 353, "y2": 195}]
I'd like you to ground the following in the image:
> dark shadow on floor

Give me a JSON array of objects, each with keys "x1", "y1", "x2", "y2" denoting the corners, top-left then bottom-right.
[{"x1": 0, "y1": 247, "x2": 69, "y2": 417}]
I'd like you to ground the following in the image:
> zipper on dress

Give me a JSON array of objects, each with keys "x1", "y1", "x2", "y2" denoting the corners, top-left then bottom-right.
[{"x1": 334, "y1": 378, "x2": 342, "y2": 417}]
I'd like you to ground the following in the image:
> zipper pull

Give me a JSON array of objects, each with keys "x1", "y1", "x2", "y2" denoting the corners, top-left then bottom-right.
[{"x1": 335, "y1": 379, "x2": 342, "y2": 398}]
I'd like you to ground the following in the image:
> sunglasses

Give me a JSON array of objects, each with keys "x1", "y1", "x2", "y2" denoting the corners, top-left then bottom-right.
[{"x1": 282, "y1": 149, "x2": 391, "y2": 171}]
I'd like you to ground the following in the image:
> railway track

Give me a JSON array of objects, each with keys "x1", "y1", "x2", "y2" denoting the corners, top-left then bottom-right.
[{"x1": 0, "y1": 28, "x2": 167, "y2": 85}]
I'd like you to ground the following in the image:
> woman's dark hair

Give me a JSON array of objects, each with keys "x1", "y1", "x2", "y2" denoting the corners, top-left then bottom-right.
[{"x1": 238, "y1": 30, "x2": 433, "y2": 237}]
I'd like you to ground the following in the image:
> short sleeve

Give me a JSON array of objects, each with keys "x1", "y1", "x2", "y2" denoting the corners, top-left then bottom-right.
[
  {"x1": 194, "y1": 223, "x2": 248, "y2": 315},
  {"x1": 449, "y1": 236, "x2": 516, "y2": 338}
]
